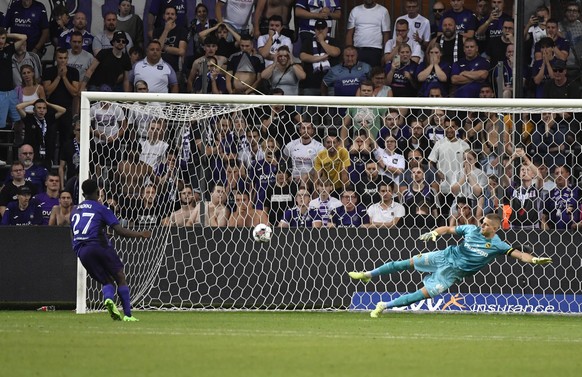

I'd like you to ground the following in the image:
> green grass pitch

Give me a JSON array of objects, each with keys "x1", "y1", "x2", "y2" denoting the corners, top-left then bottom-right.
[{"x1": 1, "y1": 310, "x2": 580, "y2": 377}]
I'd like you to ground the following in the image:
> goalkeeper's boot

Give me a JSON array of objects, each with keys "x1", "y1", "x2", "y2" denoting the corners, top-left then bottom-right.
[
  {"x1": 104, "y1": 298, "x2": 122, "y2": 321},
  {"x1": 370, "y1": 302, "x2": 387, "y2": 318},
  {"x1": 348, "y1": 271, "x2": 371, "y2": 283},
  {"x1": 123, "y1": 315, "x2": 139, "y2": 322}
]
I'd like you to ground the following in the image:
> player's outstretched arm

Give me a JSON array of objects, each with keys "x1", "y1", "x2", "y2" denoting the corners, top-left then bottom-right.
[
  {"x1": 509, "y1": 249, "x2": 552, "y2": 265},
  {"x1": 418, "y1": 226, "x2": 456, "y2": 242},
  {"x1": 112, "y1": 224, "x2": 152, "y2": 239}
]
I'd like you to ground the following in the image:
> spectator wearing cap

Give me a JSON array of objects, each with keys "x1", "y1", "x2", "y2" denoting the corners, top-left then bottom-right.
[
  {"x1": 152, "y1": 5, "x2": 188, "y2": 75},
  {"x1": 128, "y1": 39, "x2": 179, "y2": 93},
  {"x1": 543, "y1": 59, "x2": 581, "y2": 98},
  {"x1": 81, "y1": 31, "x2": 132, "y2": 93},
  {"x1": 93, "y1": 11, "x2": 134, "y2": 56},
  {"x1": 299, "y1": 19, "x2": 341, "y2": 96},
  {"x1": 186, "y1": 35, "x2": 227, "y2": 92},
  {"x1": 0, "y1": 161, "x2": 37, "y2": 217},
  {"x1": 258, "y1": 15, "x2": 294, "y2": 67},
  {"x1": 0, "y1": 185, "x2": 43, "y2": 225}
]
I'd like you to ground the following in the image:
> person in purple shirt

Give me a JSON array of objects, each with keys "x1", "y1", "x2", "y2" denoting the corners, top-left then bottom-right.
[
  {"x1": 32, "y1": 172, "x2": 60, "y2": 225},
  {"x1": 5, "y1": 0, "x2": 49, "y2": 53},
  {"x1": 1, "y1": 185, "x2": 42, "y2": 226},
  {"x1": 71, "y1": 179, "x2": 151, "y2": 322},
  {"x1": 451, "y1": 38, "x2": 490, "y2": 98},
  {"x1": 248, "y1": 141, "x2": 279, "y2": 213},
  {"x1": 332, "y1": 186, "x2": 369, "y2": 227},
  {"x1": 440, "y1": 0, "x2": 477, "y2": 39},
  {"x1": 278, "y1": 188, "x2": 322, "y2": 228}
]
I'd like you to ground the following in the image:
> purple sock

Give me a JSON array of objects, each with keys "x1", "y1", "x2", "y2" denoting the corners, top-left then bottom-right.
[
  {"x1": 117, "y1": 285, "x2": 132, "y2": 317},
  {"x1": 103, "y1": 284, "x2": 115, "y2": 301}
]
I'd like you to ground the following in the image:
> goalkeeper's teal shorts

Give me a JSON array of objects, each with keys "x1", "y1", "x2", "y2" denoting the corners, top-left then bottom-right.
[{"x1": 412, "y1": 251, "x2": 472, "y2": 297}]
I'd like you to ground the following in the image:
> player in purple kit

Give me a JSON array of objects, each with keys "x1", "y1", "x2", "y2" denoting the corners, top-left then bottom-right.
[
  {"x1": 1, "y1": 185, "x2": 42, "y2": 226},
  {"x1": 5, "y1": 0, "x2": 49, "y2": 54},
  {"x1": 33, "y1": 172, "x2": 60, "y2": 225},
  {"x1": 71, "y1": 179, "x2": 151, "y2": 322}
]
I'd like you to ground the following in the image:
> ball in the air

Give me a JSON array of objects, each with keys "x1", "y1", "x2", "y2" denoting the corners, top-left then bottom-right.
[{"x1": 252, "y1": 223, "x2": 272, "y2": 243}]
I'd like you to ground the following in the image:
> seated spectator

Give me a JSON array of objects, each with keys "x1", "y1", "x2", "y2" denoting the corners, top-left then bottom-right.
[
  {"x1": 248, "y1": 138, "x2": 279, "y2": 219},
  {"x1": 527, "y1": 112, "x2": 569, "y2": 169},
  {"x1": 48, "y1": 190, "x2": 74, "y2": 226},
  {"x1": 543, "y1": 165, "x2": 580, "y2": 230},
  {"x1": 331, "y1": 186, "x2": 369, "y2": 227},
  {"x1": 449, "y1": 197, "x2": 479, "y2": 226},
  {"x1": 124, "y1": 184, "x2": 167, "y2": 227},
  {"x1": 15, "y1": 64, "x2": 45, "y2": 114},
  {"x1": 33, "y1": 172, "x2": 60, "y2": 225},
  {"x1": 401, "y1": 163, "x2": 438, "y2": 228},
  {"x1": 416, "y1": 44, "x2": 451, "y2": 97},
  {"x1": 398, "y1": 119, "x2": 432, "y2": 159},
  {"x1": 314, "y1": 133, "x2": 350, "y2": 193},
  {"x1": 543, "y1": 58, "x2": 581, "y2": 99},
  {"x1": 365, "y1": 180, "x2": 405, "y2": 228},
  {"x1": 341, "y1": 80, "x2": 384, "y2": 142},
  {"x1": 376, "y1": 108, "x2": 410, "y2": 150},
  {"x1": 264, "y1": 163, "x2": 298, "y2": 226},
  {"x1": 531, "y1": 37, "x2": 560, "y2": 98},
  {"x1": 115, "y1": 143, "x2": 154, "y2": 200},
  {"x1": 278, "y1": 188, "x2": 322, "y2": 228},
  {"x1": 399, "y1": 149, "x2": 439, "y2": 196},
  {"x1": 534, "y1": 18, "x2": 569, "y2": 62},
  {"x1": 357, "y1": 160, "x2": 394, "y2": 208},
  {"x1": 450, "y1": 149, "x2": 489, "y2": 219},
  {"x1": 205, "y1": 183, "x2": 230, "y2": 227},
  {"x1": 425, "y1": 108, "x2": 447, "y2": 142},
  {"x1": 322, "y1": 46, "x2": 371, "y2": 97},
  {"x1": 128, "y1": 45, "x2": 144, "y2": 66},
  {"x1": 162, "y1": 185, "x2": 200, "y2": 227},
  {"x1": 258, "y1": 88, "x2": 301, "y2": 149},
  {"x1": 228, "y1": 191, "x2": 269, "y2": 227},
  {"x1": 0, "y1": 161, "x2": 37, "y2": 217},
  {"x1": 90, "y1": 99, "x2": 127, "y2": 181},
  {"x1": 492, "y1": 42, "x2": 514, "y2": 98},
  {"x1": 12, "y1": 144, "x2": 48, "y2": 193},
  {"x1": 386, "y1": 43, "x2": 419, "y2": 98},
  {"x1": 374, "y1": 135, "x2": 405, "y2": 186},
  {"x1": 0, "y1": 186, "x2": 42, "y2": 226},
  {"x1": 260, "y1": 45, "x2": 306, "y2": 96},
  {"x1": 223, "y1": 160, "x2": 249, "y2": 212},
  {"x1": 309, "y1": 178, "x2": 342, "y2": 227}
]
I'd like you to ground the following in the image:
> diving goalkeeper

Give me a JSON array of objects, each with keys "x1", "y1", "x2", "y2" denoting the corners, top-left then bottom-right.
[{"x1": 349, "y1": 213, "x2": 552, "y2": 318}]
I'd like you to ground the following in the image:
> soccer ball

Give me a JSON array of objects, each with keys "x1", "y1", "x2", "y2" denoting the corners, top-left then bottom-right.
[{"x1": 252, "y1": 223, "x2": 273, "y2": 243}]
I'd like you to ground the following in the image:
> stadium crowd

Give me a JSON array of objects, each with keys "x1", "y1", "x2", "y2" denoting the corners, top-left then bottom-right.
[{"x1": 1, "y1": 0, "x2": 582, "y2": 231}]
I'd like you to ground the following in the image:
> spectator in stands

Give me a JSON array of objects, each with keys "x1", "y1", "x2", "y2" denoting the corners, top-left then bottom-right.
[
  {"x1": 283, "y1": 121, "x2": 324, "y2": 187},
  {"x1": 93, "y1": 11, "x2": 133, "y2": 56},
  {"x1": 205, "y1": 183, "x2": 230, "y2": 227},
  {"x1": 314, "y1": 133, "x2": 350, "y2": 194},
  {"x1": 524, "y1": 6, "x2": 550, "y2": 67},
  {"x1": 16, "y1": 64, "x2": 45, "y2": 115},
  {"x1": 129, "y1": 46, "x2": 144, "y2": 65},
  {"x1": 374, "y1": 135, "x2": 405, "y2": 186},
  {"x1": 260, "y1": 45, "x2": 306, "y2": 96},
  {"x1": 527, "y1": 112, "x2": 568, "y2": 169},
  {"x1": 49, "y1": 5, "x2": 70, "y2": 55},
  {"x1": 33, "y1": 172, "x2": 60, "y2": 225},
  {"x1": 59, "y1": 12, "x2": 93, "y2": 52},
  {"x1": 82, "y1": 31, "x2": 132, "y2": 93},
  {"x1": 451, "y1": 38, "x2": 489, "y2": 98},
  {"x1": 399, "y1": 149, "x2": 439, "y2": 196},
  {"x1": 506, "y1": 150, "x2": 543, "y2": 229},
  {"x1": 356, "y1": 160, "x2": 389, "y2": 208},
  {"x1": 58, "y1": 116, "x2": 81, "y2": 189},
  {"x1": 492, "y1": 42, "x2": 514, "y2": 98},
  {"x1": 216, "y1": 0, "x2": 255, "y2": 35},
  {"x1": 67, "y1": 31, "x2": 94, "y2": 80},
  {"x1": 430, "y1": 2, "x2": 446, "y2": 40},
  {"x1": 432, "y1": 17, "x2": 465, "y2": 66},
  {"x1": 248, "y1": 138, "x2": 279, "y2": 221},
  {"x1": 416, "y1": 44, "x2": 451, "y2": 97},
  {"x1": 341, "y1": 80, "x2": 383, "y2": 141},
  {"x1": 449, "y1": 196, "x2": 478, "y2": 226},
  {"x1": 11, "y1": 41, "x2": 42, "y2": 87},
  {"x1": 188, "y1": 3, "x2": 217, "y2": 59},
  {"x1": 477, "y1": 110, "x2": 509, "y2": 176},
  {"x1": 147, "y1": 0, "x2": 187, "y2": 41},
  {"x1": 42, "y1": 48, "x2": 78, "y2": 138},
  {"x1": 295, "y1": 0, "x2": 341, "y2": 44},
  {"x1": 117, "y1": 0, "x2": 144, "y2": 50},
  {"x1": 223, "y1": 160, "x2": 248, "y2": 212},
  {"x1": 0, "y1": 28, "x2": 26, "y2": 131},
  {"x1": 428, "y1": 117, "x2": 470, "y2": 218},
  {"x1": 278, "y1": 188, "x2": 322, "y2": 228},
  {"x1": 331, "y1": 186, "x2": 369, "y2": 227},
  {"x1": 198, "y1": 22, "x2": 240, "y2": 60},
  {"x1": 228, "y1": 191, "x2": 269, "y2": 227},
  {"x1": 191, "y1": 55, "x2": 227, "y2": 94},
  {"x1": 376, "y1": 108, "x2": 410, "y2": 150},
  {"x1": 5, "y1": 0, "x2": 49, "y2": 54},
  {"x1": 441, "y1": 0, "x2": 476, "y2": 39},
  {"x1": 257, "y1": 15, "x2": 293, "y2": 67},
  {"x1": 140, "y1": 119, "x2": 169, "y2": 171},
  {"x1": 48, "y1": 190, "x2": 74, "y2": 226},
  {"x1": 115, "y1": 143, "x2": 154, "y2": 202},
  {"x1": 450, "y1": 149, "x2": 489, "y2": 219},
  {"x1": 253, "y1": 0, "x2": 297, "y2": 39},
  {"x1": 345, "y1": 0, "x2": 391, "y2": 68},
  {"x1": 0, "y1": 161, "x2": 37, "y2": 216},
  {"x1": 473, "y1": 0, "x2": 491, "y2": 52},
  {"x1": 535, "y1": 18, "x2": 569, "y2": 62},
  {"x1": 226, "y1": 34, "x2": 264, "y2": 94},
  {"x1": 152, "y1": 5, "x2": 187, "y2": 75},
  {"x1": 128, "y1": 40, "x2": 179, "y2": 93},
  {"x1": 258, "y1": 88, "x2": 300, "y2": 148},
  {"x1": 230, "y1": 115, "x2": 252, "y2": 167},
  {"x1": 187, "y1": 35, "x2": 227, "y2": 92},
  {"x1": 543, "y1": 164, "x2": 579, "y2": 230},
  {"x1": 162, "y1": 184, "x2": 200, "y2": 227},
  {"x1": 348, "y1": 129, "x2": 375, "y2": 189},
  {"x1": 17, "y1": 98, "x2": 66, "y2": 167},
  {"x1": 386, "y1": 43, "x2": 419, "y2": 98},
  {"x1": 425, "y1": 108, "x2": 447, "y2": 143},
  {"x1": 396, "y1": 0, "x2": 431, "y2": 51},
  {"x1": 476, "y1": 0, "x2": 512, "y2": 67},
  {"x1": 0, "y1": 185, "x2": 42, "y2": 226},
  {"x1": 365, "y1": 180, "x2": 405, "y2": 228},
  {"x1": 532, "y1": 37, "x2": 559, "y2": 98},
  {"x1": 15, "y1": 144, "x2": 48, "y2": 192},
  {"x1": 399, "y1": 120, "x2": 432, "y2": 159},
  {"x1": 370, "y1": 66, "x2": 393, "y2": 97},
  {"x1": 383, "y1": 19, "x2": 423, "y2": 66},
  {"x1": 543, "y1": 58, "x2": 581, "y2": 98},
  {"x1": 401, "y1": 163, "x2": 438, "y2": 228},
  {"x1": 126, "y1": 184, "x2": 167, "y2": 227},
  {"x1": 322, "y1": 46, "x2": 371, "y2": 97},
  {"x1": 559, "y1": 2, "x2": 582, "y2": 69},
  {"x1": 299, "y1": 19, "x2": 341, "y2": 96}
]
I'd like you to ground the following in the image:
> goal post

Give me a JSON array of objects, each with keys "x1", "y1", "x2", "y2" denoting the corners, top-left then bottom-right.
[{"x1": 78, "y1": 92, "x2": 582, "y2": 314}]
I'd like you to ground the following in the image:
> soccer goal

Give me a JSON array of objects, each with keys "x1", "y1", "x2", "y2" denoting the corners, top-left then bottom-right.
[{"x1": 78, "y1": 93, "x2": 582, "y2": 314}]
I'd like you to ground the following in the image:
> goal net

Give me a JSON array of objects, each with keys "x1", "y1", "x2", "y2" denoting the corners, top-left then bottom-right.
[{"x1": 78, "y1": 93, "x2": 582, "y2": 314}]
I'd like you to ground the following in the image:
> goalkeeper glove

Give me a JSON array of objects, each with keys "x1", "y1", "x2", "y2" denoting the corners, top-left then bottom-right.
[
  {"x1": 531, "y1": 257, "x2": 552, "y2": 265},
  {"x1": 418, "y1": 230, "x2": 439, "y2": 242}
]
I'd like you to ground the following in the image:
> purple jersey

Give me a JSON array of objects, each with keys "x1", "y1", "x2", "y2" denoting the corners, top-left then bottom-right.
[
  {"x1": 451, "y1": 56, "x2": 489, "y2": 98},
  {"x1": 248, "y1": 159, "x2": 278, "y2": 210},
  {"x1": 332, "y1": 205, "x2": 369, "y2": 227},
  {"x1": 440, "y1": 9, "x2": 476, "y2": 35},
  {"x1": 384, "y1": 61, "x2": 419, "y2": 97},
  {"x1": 322, "y1": 61, "x2": 371, "y2": 96},
  {"x1": 295, "y1": 0, "x2": 341, "y2": 34},
  {"x1": 33, "y1": 192, "x2": 59, "y2": 225},
  {"x1": 0, "y1": 199, "x2": 43, "y2": 226},
  {"x1": 531, "y1": 58, "x2": 560, "y2": 98},
  {"x1": 415, "y1": 61, "x2": 452, "y2": 97},
  {"x1": 5, "y1": 1, "x2": 49, "y2": 51},
  {"x1": 70, "y1": 200, "x2": 119, "y2": 254},
  {"x1": 281, "y1": 207, "x2": 321, "y2": 227}
]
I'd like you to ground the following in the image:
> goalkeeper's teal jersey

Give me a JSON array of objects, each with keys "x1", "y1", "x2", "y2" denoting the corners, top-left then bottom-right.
[{"x1": 443, "y1": 225, "x2": 513, "y2": 273}]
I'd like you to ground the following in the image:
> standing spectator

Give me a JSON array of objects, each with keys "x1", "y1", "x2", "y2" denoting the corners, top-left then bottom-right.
[
  {"x1": 128, "y1": 40, "x2": 179, "y2": 93},
  {"x1": 15, "y1": 64, "x2": 45, "y2": 115},
  {"x1": 0, "y1": 185, "x2": 42, "y2": 226},
  {"x1": 115, "y1": 143, "x2": 154, "y2": 200},
  {"x1": 258, "y1": 88, "x2": 301, "y2": 149},
  {"x1": 492, "y1": 43, "x2": 514, "y2": 98},
  {"x1": 125, "y1": 184, "x2": 167, "y2": 227},
  {"x1": 430, "y1": 2, "x2": 446, "y2": 40},
  {"x1": 386, "y1": 43, "x2": 419, "y2": 98},
  {"x1": 559, "y1": 2, "x2": 582, "y2": 69},
  {"x1": 11, "y1": 41, "x2": 42, "y2": 87},
  {"x1": 48, "y1": 5, "x2": 70, "y2": 55},
  {"x1": 215, "y1": 0, "x2": 255, "y2": 35},
  {"x1": 416, "y1": 44, "x2": 451, "y2": 97},
  {"x1": 191, "y1": 55, "x2": 228, "y2": 94},
  {"x1": 205, "y1": 183, "x2": 230, "y2": 227},
  {"x1": 370, "y1": 66, "x2": 393, "y2": 97},
  {"x1": 543, "y1": 58, "x2": 581, "y2": 98},
  {"x1": 432, "y1": 17, "x2": 465, "y2": 66},
  {"x1": 331, "y1": 186, "x2": 369, "y2": 227},
  {"x1": 254, "y1": 0, "x2": 297, "y2": 39},
  {"x1": 347, "y1": 130, "x2": 375, "y2": 190},
  {"x1": 476, "y1": 0, "x2": 512, "y2": 61},
  {"x1": 383, "y1": 19, "x2": 423, "y2": 65},
  {"x1": 356, "y1": 160, "x2": 393, "y2": 208},
  {"x1": 67, "y1": 31, "x2": 94, "y2": 80},
  {"x1": 450, "y1": 149, "x2": 489, "y2": 219},
  {"x1": 543, "y1": 164, "x2": 579, "y2": 230},
  {"x1": 228, "y1": 191, "x2": 269, "y2": 227},
  {"x1": 33, "y1": 172, "x2": 60, "y2": 225},
  {"x1": 282, "y1": 121, "x2": 324, "y2": 187},
  {"x1": 0, "y1": 28, "x2": 26, "y2": 130},
  {"x1": 394, "y1": 0, "x2": 431, "y2": 51},
  {"x1": 441, "y1": 0, "x2": 477, "y2": 39},
  {"x1": 278, "y1": 189, "x2": 322, "y2": 228},
  {"x1": 0, "y1": 161, "x2": 37, "y2": 217},
  {"x1": 506, "y1": 153, "x2": 543, "y2": 229},
  {"x1": 374, "y1": 135, "x2": 406, "y2": 186},
  {"x1": 59, "y1": 116, "x2": 81, "y2": 189},
  {"x1": 527, "y1": 112, "x2": 569, "y2": 169},
  {"x1": 449, "y1": 196, "x2": 479, "y2": 226},
  {"x1": 260, "y1": 45, "x2": 306, "y2": 96},
  {"x1": 451, "y1": 38, "x2": 490, "y2": 98},
  {"x1": 531, "y1": 37, "x2": 560, "y2": 98},
  {"x1": 295, "y1": 0, "x2": 342, "y2": 44},
  {"x1": 534, "y1": 18, "x2": 570, "y2": 62},
  {"x1": 314, "y1": 133, "x2": 350, "y2": 193},
  {"x1": 365, "y1": 180, "x2": 405, "y2": 228},
  {"x1": 140, "y1": 119, "x2": 169, "y2": 171},
  {"x1": 189, "y1": 3, "x2": 218, "y2": 59},
  {"x1": 263, "y1": 164, "x2": 296, "y2": 226},
  {"x1": 93, "y1": 11, "x2": 133, "y2": 56},
  {"x1": 248, "y1": 138, "x2": 279, "y2": 221},
  {"x1": 117, "y1": 0, "x2": 144, "y2": 50},
  {"x1": 225, "y1": 35, "x2": 265, "y2": 94},
  {"x1": 401, "y1": 163, "x2": 438, "y2": 228},
  {"x1": 399, "y1": 121, "x2": 432, "y2": 159},
  {"x1": 5, "y1": 0, "x2": 49, "y2": 54},
  {"x1": 48, "y1": 190, "x2": 74, "y2": 226},
  {"x1": 257, "y1": 15, "x2": 293, "y2": 67},
  {"x1": 152, "y1": 5, "x2": 188, "y2": 75},
  {"x1": 148, "y1": 0, "x2": 187, "y2": 40},
  {"x1": 322, "y1": 46, "x2": 371, "y2": 97},
  {"x1": 89, "y1": 98, "x2": 127, "y2": 180},
  {"x1": 524, "y1": 6, "x2": 551, "y2": 67},
  {"x1": 58, "y1": 12, "x2": 93, "y2": 52},
  {"x1": 82, "y1": 31, "x2": 132, "y2": 93},
  {"x1": 485, "y1": 17, "x2": 514, "y2": 69},
  {"x1": 345, "y1": 0, "x2": 391, "y2": 68},
  {"x1": 187, "y1": 35, "x2": 227, "y2": 92},
  {"x1": 341, "y1": 81, "x2": 383, "y2": 141}
]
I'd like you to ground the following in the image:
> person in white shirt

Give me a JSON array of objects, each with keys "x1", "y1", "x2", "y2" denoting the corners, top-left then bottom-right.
[
  {"x1": 140, "y1": 118, "x2": 169, "y2": 170},
  {"x1": 373, "y1": 135, "x2": 405, "y2": 186},
  {"x1": 283, "y1": 121, "x2": 324, "y2": 186},
  {"x1": 394, "y1": 0, "x2": 431, "y2": 51},
  {"x1": 127, "y1": 40, "x2": 179, "y2": 93},
  {"x1": 308, "y1": 178, "x2": 342, "y2": 227},
  {"x1": 383, "y1": 19, "x2": 424, "y2": 65},
  {"x1": 345, "y1": 0, "x2": 391, "y2": 67},
  {"x1": 365, "y1": 180, "x2": 405, "y2": 228},
  {"x1": 257, "y1": 15, "x2": 294, "y2": 67}
]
